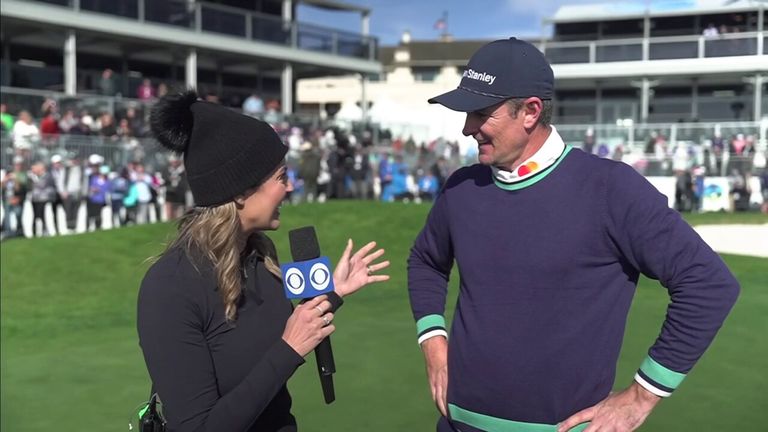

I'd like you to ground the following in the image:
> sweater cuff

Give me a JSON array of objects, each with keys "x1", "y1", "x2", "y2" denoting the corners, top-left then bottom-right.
[
  {"x1": 416, "y1": 314, "x2": 448, "y2": 345},
  {"x1": 633, "y1": 355, "x2": 686, "y2": 397},
  {"x1": 267, "y1": 339, "x2": 306, "y2": 377}
]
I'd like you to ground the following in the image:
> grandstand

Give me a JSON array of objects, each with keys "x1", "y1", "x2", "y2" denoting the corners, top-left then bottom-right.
[{"x1": 0, "y1": 0, "x2": 379, "y2": 113}]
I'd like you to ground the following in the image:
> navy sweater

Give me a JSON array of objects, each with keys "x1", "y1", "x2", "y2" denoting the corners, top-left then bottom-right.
[{"x1": 408, "y1": 148, "x2": 739, "y2": 428}]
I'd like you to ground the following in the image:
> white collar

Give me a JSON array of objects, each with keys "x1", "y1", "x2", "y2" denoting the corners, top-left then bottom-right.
[{"x1": 491, "y1": 126, "x2": 566, "y2": 184}]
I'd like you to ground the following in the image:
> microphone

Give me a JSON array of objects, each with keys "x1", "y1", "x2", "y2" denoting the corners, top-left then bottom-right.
[{"x1": 281, "y1": 226, "x2": 336, "y2": 404}]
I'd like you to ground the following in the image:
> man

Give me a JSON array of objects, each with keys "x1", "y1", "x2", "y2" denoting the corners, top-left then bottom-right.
[
  {"x1": 49, "y1": 154, "x2": 67, "y2": 234},
  {"x1": 1, "y1": 156, "x2": 28, "y2": 238},
  {"x1": 407, "y1": 38, "x2": 740, "y2": 432}
]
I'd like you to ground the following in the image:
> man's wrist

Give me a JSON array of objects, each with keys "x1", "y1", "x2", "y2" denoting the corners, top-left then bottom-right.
[{"x1": 630, "y1": 381, "x2": 662, "y2": 407}]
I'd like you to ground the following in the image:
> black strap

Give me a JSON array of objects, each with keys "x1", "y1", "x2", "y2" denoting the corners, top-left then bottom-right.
[{"x1": 326, "y1": 291, "x2": 344, "y2": 312}]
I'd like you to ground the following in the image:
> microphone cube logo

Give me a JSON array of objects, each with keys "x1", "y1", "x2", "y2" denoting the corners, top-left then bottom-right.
[{"x1": 281, "y1": 257, "x2": 335, "y2": 299}]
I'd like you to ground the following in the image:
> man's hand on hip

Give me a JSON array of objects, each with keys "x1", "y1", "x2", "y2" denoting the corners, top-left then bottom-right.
[
  {"x1": 421, "y1": 336, "x2": 449, "y2": 417},
  {"x1": 557, "y1": 381, "x2": 661, "y2": 432}
]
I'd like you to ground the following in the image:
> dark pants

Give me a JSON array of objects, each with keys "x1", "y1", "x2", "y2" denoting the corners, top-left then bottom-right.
[
  {"x1": 2, "y1": 202, "x2": 25, "y2": 237},
  {"x1": 51, "y1": 195, "x2": 64, "y2": 234},
  {"x1": 63, "y1": 195, "x2": 81, "y2": 230},
  {"x1": 87, "y1": 200, "x2": 104, "y2": 231},
  {"x1": 31, "y1": 201, "x2": 50, "y2": 237},
  {"x1": 111, "y1": 201, "x2": 125, "y2": 228}
]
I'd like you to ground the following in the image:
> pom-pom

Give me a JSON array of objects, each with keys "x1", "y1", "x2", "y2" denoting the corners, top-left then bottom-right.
[{"x1": 150, "y1": 89, "x2": 198, "y2": 153}]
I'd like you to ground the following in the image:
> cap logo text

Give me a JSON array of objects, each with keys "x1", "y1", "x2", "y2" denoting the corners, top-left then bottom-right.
[{"x1": 463, "y1": 69, "x2": 496, "y2": 85}]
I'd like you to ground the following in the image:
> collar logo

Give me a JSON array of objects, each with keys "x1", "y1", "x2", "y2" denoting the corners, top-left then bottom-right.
[{"x1": 463, "y1": 68, "x2": 496, "y2": 85}]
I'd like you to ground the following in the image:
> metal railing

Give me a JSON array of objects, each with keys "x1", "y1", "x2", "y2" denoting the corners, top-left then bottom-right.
[
  {"x1": 543, "y1": 31, "x2": 764, "y2": 64},
  {"x1": 27, "y1": 0, "x2": 378, "y2": 61}
]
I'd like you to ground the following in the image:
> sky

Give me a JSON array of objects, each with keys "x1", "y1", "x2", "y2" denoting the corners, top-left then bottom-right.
[{"x1": 296, "y1": 0, "x2": 604, "y2": 45}]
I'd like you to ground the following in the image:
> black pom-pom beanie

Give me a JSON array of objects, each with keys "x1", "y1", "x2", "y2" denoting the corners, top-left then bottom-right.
[{"x1": 150, "y1": 90, "x2": 288, "y2": 207}]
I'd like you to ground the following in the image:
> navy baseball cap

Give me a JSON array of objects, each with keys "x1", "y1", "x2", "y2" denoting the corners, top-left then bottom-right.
[{"x1": 428, "y1": 37, "x2": 554, "y2": 112}]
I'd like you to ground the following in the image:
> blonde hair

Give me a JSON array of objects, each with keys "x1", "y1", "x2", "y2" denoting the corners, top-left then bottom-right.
[{"x1": 165, "y1": 203, "x2": 281, "y2": 321}]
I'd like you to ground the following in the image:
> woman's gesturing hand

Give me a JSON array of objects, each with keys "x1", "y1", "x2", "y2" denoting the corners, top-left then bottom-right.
[
  {"x1": 282, "y1": 296, "x2": 335, "y2": 357},
  {"x1": 333, "y1": 239, "x2": 390, "y2": 297}
]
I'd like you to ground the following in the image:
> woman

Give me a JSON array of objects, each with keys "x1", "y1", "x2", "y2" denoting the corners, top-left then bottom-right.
[{"x1": 137, "y1": 90, "x2": 390, "y2": 431}]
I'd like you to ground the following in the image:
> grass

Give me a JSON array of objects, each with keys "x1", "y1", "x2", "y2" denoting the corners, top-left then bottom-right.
[{"x1": 1, "y1": 203, "x2": 766, "y2": 431}]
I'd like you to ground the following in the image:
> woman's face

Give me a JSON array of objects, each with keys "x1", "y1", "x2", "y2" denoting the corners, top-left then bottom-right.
[{"x1": 237, "y1": 163, "x2": 293, "y2": 232}]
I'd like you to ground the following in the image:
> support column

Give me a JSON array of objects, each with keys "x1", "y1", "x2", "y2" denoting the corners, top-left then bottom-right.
[
  {"x1": 754, "y1": 74, "x2": 763, "y2": 121},
  {"x1": 642, "y1": 15, "x2": 651, "y2": 61},
  {"x1": 362, "y1": 11, "x2": 370, "y2": 36},
  {"x1": 595, "y1": 81, "x2": 603, "y2": 124},
  {"x1": 281, "y1": 63, "x2": 293, "y2": 115},
  {"x1": 282, "y1": 0, "x2": 292, "y2": 20},
  {"x1": 64, "y1": 31, "x2": 77, "y2": 96},
  {"x1": 691, "y1": 78, "x2": 699, "y2": 121},
  {"x1": 361, "y1": 73, "x2": 368, "y2": 123},
  {"x1": 759, "y1": 5, "x2": 765, "y2": 55},
  {"x1": 1, "y1": 42, "x2": 10, "y2": 87},
  {"x1": 215, "y1": 63, "x2": 223, "y2": 99},
  {"x1": 641, "y1": 78, "x2": 651, "y2": 123},
  {"x1": 121, "y1": 54, "x2": 130, "y2": 97},
  {"x1": 185, "y1": 49, "x2": 197, "y2": 90}
]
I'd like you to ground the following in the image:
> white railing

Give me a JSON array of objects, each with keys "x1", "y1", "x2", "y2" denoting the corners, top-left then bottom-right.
[{"x1": 543, "y1": 32, "x2": 763, "y2": 64}]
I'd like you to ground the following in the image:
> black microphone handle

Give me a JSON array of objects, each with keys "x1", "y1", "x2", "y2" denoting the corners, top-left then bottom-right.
[{"x1": 315, "y1": 336, "x2": 336, "y2": 404}]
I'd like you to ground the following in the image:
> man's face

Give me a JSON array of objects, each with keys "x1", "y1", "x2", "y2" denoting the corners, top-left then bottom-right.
[{"x1": 462, "y1": 101, "x2": 528, "y2": 170}]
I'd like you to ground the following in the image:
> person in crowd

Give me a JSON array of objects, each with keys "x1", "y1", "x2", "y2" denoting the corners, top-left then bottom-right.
[
  {"x1": 389, "y1": 154, "x2": 412, "y2": 202},
  {"x1": 124, "y1": 107, "x2": 146, "y2": 137},
  {"x1": 156, "y1": 83, "x2": 169, "y2": 98},
  {"x1": 349, "y1": 145, "x2": 371, "y2": 200},
  {"x1": 62, "y1": 154, "x2": 85, "y2": 232},
  {"x1": 408, "y1": 38, "x2": 740, "y2": 432},
  {"x1": 137, "y1": 90, "x2": 390, "y2": 431},
  {"x1": 242, "y1": 93, "x2": 265, "y2": 118},
  {"x1": 58, "y1": 109, "x2": 79, "y2": 134},
  {"x1": 298, "y1": 141, "x2": 321, "y2": 203},
  {"x1": 703, "y1": 22, "x2": 719, "y2": 38},
  {"x1": 163, "y1": 155, "x2": 189, "y2": 220},
  {"x1": 132, "y1": 163, "x2": 154, "y2": 224},
  {"x1": 28, "y1": 161, "x2": 56, "y2": 237},
  {"x1": 99, "y1": 113, "x2": 118, "y2": 141},
  {"x1": 39, "y1": 103, "x2": 60, "y2": 148},
  {"x1": 378, "y1": 150, "x2": 394, "y2": 201},
  {"x1": 137, "y1": 78, "x2": 156, "y2": 101},
  {"x1": 86, "y1": 159, "x2": 109, "y2": 231},
  {"x1": 122, "y1": 170, "x2": 139, "y2": 226},
  {"x1": 416, "y1": 168, "x2": 439, "y2": 202},
  {"x1": 0, "y1": 103, "x2": 14, "y2": 133},
  {"x1": 98, "y1": 68, "x2": 117, "y2": 96},
  {"x1": 49, "y1": 154, "x2": 67, "y2": 235},
  {"x1": 1, "y1": 156, "x2": 29, "y2": 238},
  {"x1": 12, "y1": 110, "x2": 40, "y2": 158},
  {"x1": 109, "y1": 167, "x2": 131, "y2": 228}
]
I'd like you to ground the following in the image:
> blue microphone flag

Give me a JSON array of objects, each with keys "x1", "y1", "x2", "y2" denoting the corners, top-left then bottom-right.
[{"x1": 281, "y1": 256, "x2": 335, "y2": 299}]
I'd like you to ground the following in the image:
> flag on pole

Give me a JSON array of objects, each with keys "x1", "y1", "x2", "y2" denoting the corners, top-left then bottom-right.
[{"x1": 434, "y1": 11, "x2": 448, "y2": 32}]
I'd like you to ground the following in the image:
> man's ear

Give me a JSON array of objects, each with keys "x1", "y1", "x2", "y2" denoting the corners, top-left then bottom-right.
[{"x1": 523, "y1": 97, "x2": 543, "y2": 129}]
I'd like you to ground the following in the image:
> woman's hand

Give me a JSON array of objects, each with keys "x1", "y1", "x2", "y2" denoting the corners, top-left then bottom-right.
[
  {"x1": 333, "y1": 239, "x2": 390, "y2": 297},
  {"x1": 282, "y1": 296, "x2": 335, "y2": 357}
]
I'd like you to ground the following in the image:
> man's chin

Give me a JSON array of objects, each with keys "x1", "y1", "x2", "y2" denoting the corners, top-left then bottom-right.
[{"x1": 477, "y1": 156, "x2": 493, "y2": 166}]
